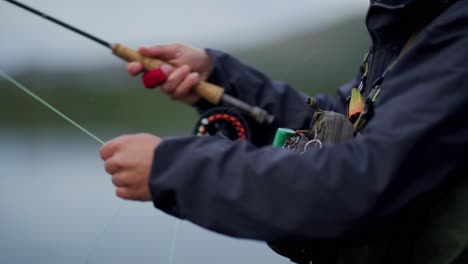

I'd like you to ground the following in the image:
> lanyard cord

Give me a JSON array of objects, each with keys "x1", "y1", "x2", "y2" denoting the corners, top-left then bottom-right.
[
  {"x1": 358, "y1": 48, "x2": 373, "y2": 94},
  {"x1": 352, "y1": 32, "x2": 420, "y2": 133},
  {"x1": 372, "y1": 32, "x2": 420, "y2": 88}
]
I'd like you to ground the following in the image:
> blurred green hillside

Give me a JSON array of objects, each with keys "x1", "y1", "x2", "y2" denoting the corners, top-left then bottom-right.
[
  {"x1": 235, "y1": 16, "x2": 369, "y2": 91},
  {"x1": 0, "y1": 16, "x2": 369, "y2": 135}
]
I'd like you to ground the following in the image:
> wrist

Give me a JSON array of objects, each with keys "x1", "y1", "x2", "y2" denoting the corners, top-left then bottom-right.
[{"x1": 199, "y1": 50, "x2": 214, "y2": 81}]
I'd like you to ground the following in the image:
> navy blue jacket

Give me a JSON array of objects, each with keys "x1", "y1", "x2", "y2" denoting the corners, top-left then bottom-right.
[{"x1": 149, "y1": 0, "x2": 468, "y2": 252}]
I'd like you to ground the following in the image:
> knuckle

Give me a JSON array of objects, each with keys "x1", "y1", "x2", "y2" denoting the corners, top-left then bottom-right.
[
  {"x1": 188, "y1": 75, "x2": 198, "y2": 86},
  {"x1": 182, "y1": 64, "x2": 191, "y2": 73},
  {"x1": 104, "y1": 163, "x2": 112, "y2": 174},
  {"x1": 169, "y1": 93, "x2": 179, "y2": 101},
  {"x1": 112, "y1": 155, "x2": 122, "y2": 166},
  {"x1": 105, "y1": 162, "x2": 115, "y2": 174},
  {"x1": 174, "y1": 86, "x2": 188, "y2": 98},
  {"x1": 173, "y1": 43, "x2": 184, "y2": 51},
  {"x1": 172, "y1": 91, "x2": 182, "y2": 99},
  {"x1": 173, "y1": 66, "x2": 184, "y2": 76},
  {"x1": 111, "y1": 175, "x2": 120, "y2": 186},
  {"x1": 109, "y1": 140, "x2": 122, "y2": 152},
  {"x1": 118, "y1": 134, "x2": 131, "y2": 143},
  {"x1": 161, "y1": 83, "x2": 175, "y2": 93},
  {"x1": 113, "y1": 144, "x2": 121, "y2": 153},
  {"x1": 106, "y1": 156, "x2": 125, "y2": 171},
  {"x1": 138, "y1": 132, "x2": 152, "y2": 138},
  {"x1": 113, "y1": 155, "x2": 128, "y2": 168},
  {"x1": 173, "y1": 43, "x2": 185, "y2": 58},
  {"x1": 117, "y1": 188, "x2": 136, "y2": 200},
  {"x1": 175, "y1": 78, "x2": 195, "y2": 98},
  {"x1": 116, "y1": 188, "x2": 126, "y2": 199},
  {"x1": 114, "y1": 136, "x2": 130, "y2": 149},
  {"x1": 99, "y1": 146, "x2": 106, "y2": 160},
  {"x1": 111, "y1": 173, "x2": 129, "y2": 187}
]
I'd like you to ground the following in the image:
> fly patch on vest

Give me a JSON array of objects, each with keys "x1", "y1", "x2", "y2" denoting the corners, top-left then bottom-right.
[{"x1": 277, "y1": 98, "x2": 354, "y2": 153}]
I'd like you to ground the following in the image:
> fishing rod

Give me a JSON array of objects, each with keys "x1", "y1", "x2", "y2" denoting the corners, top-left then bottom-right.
[{"x1": 2, "y1": 0, "x2": 275, "y2": 125}]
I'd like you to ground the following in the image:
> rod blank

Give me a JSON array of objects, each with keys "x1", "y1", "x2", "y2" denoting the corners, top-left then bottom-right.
[
  {"x1": 3, "y1": 0, "x2": 112, "y2": 48},
  {"x1": 2, "y1": 0, "x2": 275, "y2": 125}
]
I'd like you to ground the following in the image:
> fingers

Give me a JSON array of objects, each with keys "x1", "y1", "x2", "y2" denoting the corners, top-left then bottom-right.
[
  {"x1": 138, "y1": 44, "x2": 182, "y2": 61},
  {"x1": 139, "y1": 64, "x2": 200, "y2": 103},
  {"x1": 105, "y1": 158, "x2": 120, "y2": 174},
  {"x1": 127, "y1": 43, "x2": 179, "y2": 76},
  {"x1": 100, "y1": 140, "x2": 118, "y2": 161},
  {"x1": 116, "y1": 188, "x2": 131, "y2": 200},
  {"x1": 126, "y1": 43, "x2": 201, "y2": 104},
  {"x1": 172, "y1": 72, "x2": 200, "y2": 100},
  {"x1": 161, "y1": 65, "x2": 191, "y2": 94},
  {"x1": 104, "y1": 153, "x2": 131, "y2": 174},
  {"x1": 116, "y1": 187, "x2": 151, "y2": 201},
  {"x1": 111, "y1": 172, "x2": 131, "y2": 188},
  {"x1": 180, "y1": 94, "x2": 201, "y2": 105},
  {"x1": 99, "y1": 135, "x2": 130, "y2": 161},
  {"x1": 116, "y1": 187, "x2": 138, "y2": 200},
  {"x1": 100, "y1": 133, "x2": 158, "y2": 202},
  {"x1": 126, "y1": 62, "x2": 144, "y2": 76}
]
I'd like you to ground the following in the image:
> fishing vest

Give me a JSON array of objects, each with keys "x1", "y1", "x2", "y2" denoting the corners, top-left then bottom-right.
[
  {"x1": 268, "y1": 16, "x2": 468, "y2": 260},
  {"x1": 269, "y1": 94, "x2": 468, "y2": 263}
]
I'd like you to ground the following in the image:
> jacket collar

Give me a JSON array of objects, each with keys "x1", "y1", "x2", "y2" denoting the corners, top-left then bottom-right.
[
  {"x1": 370, "y1": 0, "x2": 455, "y2": 9},
  {"x1": 367, "y1": 0, "x2": 455, "y2": 45}
]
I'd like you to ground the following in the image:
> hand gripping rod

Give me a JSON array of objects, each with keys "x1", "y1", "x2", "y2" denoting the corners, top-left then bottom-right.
[{"x1": 3, "y1": 0, "x2": 275, "y2": 125}]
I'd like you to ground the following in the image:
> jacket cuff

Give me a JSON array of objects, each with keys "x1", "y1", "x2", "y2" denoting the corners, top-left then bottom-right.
[
  {"x1": 192, "y1": 48, "x2": 239, "y2": 112},
  {"x1": 189, "y1": 49, "x2": 224, "y2": 112},
  {"x1": 204, "y1": 48, "x2": 233, "y2": 91},
  {"x1": 148, "y1": 137, "x2": 186, "y2": 219}
]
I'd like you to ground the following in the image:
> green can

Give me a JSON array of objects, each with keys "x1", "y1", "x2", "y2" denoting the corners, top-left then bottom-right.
[{"x1": 272, "y1": 128, "x2": 296, "y2": 148}]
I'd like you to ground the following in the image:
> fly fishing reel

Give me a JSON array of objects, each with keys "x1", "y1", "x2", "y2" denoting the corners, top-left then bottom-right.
[{"x1": 193, "y1": 107, "x2": 251, "y2": 140}]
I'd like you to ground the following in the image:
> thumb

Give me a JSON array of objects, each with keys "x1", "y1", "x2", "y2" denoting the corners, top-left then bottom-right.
[{"x1": 138, "y1": 45, "x2": 179, "y2": 61}]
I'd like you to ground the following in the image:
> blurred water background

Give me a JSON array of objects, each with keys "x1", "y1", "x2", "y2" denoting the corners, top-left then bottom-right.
[{"x1": 0, "y1": 0, "x2": 369, "y2": 263}]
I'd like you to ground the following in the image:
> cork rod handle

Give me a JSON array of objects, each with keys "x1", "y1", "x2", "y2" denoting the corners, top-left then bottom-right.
[{"x1": 112, "y1": 43, "x2": 224, "y2": 105}]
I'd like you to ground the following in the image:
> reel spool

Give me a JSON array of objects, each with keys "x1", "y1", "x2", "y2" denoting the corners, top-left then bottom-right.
[{"x1": 193, "y1": 107, "x2": 251, "y2": 141}]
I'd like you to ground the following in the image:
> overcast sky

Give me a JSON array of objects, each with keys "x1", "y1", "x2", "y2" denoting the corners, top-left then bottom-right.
[{"x1": 0, "y1": 0, "x2": 368, "y2": 72}]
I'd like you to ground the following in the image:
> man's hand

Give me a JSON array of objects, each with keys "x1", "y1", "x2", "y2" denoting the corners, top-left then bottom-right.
[
  {"x1": 99, "y1": 133, "x2": 162, "y2": 201},
  {"x1": 127, "y1": 43, "x2": 214, "y2": 104}
]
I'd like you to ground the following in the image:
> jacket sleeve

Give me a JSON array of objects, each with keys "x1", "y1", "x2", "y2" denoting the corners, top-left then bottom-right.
[
  {"x1": 149, "y1": 6, "x2": 468, "y2": 243},
  {"x1": 198, "y1": 49, "x2": 353, "y2": 146}
]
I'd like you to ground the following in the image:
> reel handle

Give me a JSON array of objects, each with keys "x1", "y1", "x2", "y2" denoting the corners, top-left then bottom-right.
[{"x1": 112, "y1": 43, "x2": 224, "y2": 105}]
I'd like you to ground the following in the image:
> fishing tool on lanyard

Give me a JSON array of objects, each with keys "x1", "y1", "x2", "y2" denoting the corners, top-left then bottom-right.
[
  {"x1": 348, "y1": 32, "x2": 419, "y2": 134},
  {"x1": 1, "y1": 0, "x2": 274, "y2": 141}
]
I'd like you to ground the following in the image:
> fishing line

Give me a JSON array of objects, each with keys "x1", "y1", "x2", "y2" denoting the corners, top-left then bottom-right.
[
  {"x1": 0, "y1": 69, "x2": 124, "y2": 262},
  {"x1": 0, "y1": 70, "x2": 104, "y2": 145},
  {"x1": 85, "y1": 203, "x2": 125, "y2": 264},
  {"x1": 168, "y1": 220, "x2": 181, "y2": 264},
  {"x1": 1, "y1": 69, "x2": 179, "y2": 264}
]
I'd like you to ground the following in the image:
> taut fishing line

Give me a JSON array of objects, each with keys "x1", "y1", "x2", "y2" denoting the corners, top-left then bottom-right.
[
  {"x1": 0, "y1": 70, "x2": 104, "y2": 145},
  {"x1": 1, "y1": 0, "x2": 272, "y2": 258},
  {"x1": 168, "y1": 220, "x2": 181, "y2": 264},
  {"x1": 84, "y1": 203, "x2": 125, "y2": 264},
  {"x1": 0, "y1": 69, "x2": 122, "y2": 262},
  {"x1": 0, "y1": 70, "x2": 179, "y2": 264}
]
